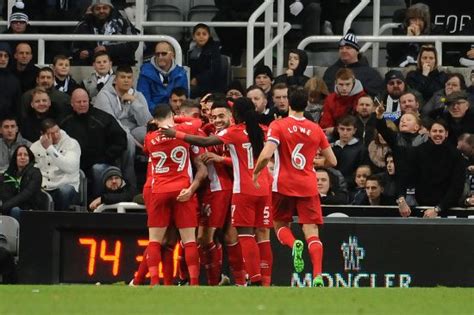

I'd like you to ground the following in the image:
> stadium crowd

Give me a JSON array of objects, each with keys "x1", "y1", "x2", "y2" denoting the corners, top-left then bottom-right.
[{"x1": 0, "y1": 0, "x2": 474, "y2": 286}]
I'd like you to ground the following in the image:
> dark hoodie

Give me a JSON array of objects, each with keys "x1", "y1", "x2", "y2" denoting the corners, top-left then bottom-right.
[
  {"x1": 0, "y1": 42, "x2": 21, "y2": 121},
  {"x1": 274, "y1": 49, "x2": 309, "y2": 87},
  {"x1": 188, "y1": 37, "x2": 223, "y2": 97}
]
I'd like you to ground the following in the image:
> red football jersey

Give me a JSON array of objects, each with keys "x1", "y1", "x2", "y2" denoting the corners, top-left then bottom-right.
[
  {"x1": 217, "y1": 123, "x2": 269, "y2": 196},
  {"x1": 206, "y1": 142, "x2": 233, "y2": 192},
  {"x1": 267, "y1": 116, "x2": 330, "y2": 196},
  {"x1": 144, "y1": 123, "x2": 199, "y2": 193}
]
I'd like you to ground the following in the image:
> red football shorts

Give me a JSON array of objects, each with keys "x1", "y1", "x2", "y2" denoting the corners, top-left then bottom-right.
[
  {"x1": 231, "y1": 193, "x2": 272, "y2": 228},
  {"x1": 147, "y1": 191, "x2": 198, "y2": 228},
  {"x1": 272, "y1": 192, "x2": 323, "y2": 225},
  {"x1": 199, "y1": 190, "x2": 233, "y2": 228}
]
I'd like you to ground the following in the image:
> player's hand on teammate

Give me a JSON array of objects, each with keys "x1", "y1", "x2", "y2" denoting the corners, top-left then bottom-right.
[
  {"x1": 177, "y1": 188, "x2": 193, "y2": 202},
  {"x1": 159, "y1": 126, "x2": 176, "y2": 138},
  {"x1": 200, "y1": 152, "x2": 224, "y2": 164}
]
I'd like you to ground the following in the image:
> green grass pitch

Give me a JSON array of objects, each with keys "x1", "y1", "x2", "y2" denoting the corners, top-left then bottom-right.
[{"x1": 0, "y1": 285, "x2": 473, "y2": 315}]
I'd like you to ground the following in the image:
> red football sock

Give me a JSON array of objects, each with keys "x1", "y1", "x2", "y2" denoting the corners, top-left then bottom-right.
[
  {"x1": 133, "y1": 247, "x2": 148, "y2": 285},
  {"x1": 178, "y1": 241, "x2": 189, "y2": 280},
  {"x1": 146, "y1": 241, "x2": 161, "y2": 286},
  {"x1": 276, "y1": 226, "x2": 296, "y2": 249},
  {"x1": 307, "y1": 236, "x2": 323, "y2": 276},
  {"x1": 226, "y1": 242, "x2": 246, "y2": 286},
  {"x1": 258, "y1": 240, "x2": 273, "y2": 287},
  {"x1": 198, "y1": 242, "x2": 212, "y2": 284},
  {"x1": 183, "y1": 241, "x2": 200, "y2": 285},
  {"x1": 162, "y1": 245, "x2": 175, "y2": 285},
  {"x1": 208, "y1": 243, "x2": 222, "y2": 286},
  {"x1": 238, "y1": 235, "x2": 261, "y2": 284}
]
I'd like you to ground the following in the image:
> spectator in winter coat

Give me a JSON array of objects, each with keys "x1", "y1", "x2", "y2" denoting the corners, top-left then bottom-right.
[
  {"x1": 11, "y1": 42, "x2": 39, "y2": 94},
  {"x1": 422, "y1": 73, "x2": 470, "y2": 116},
  {"x1": 95, "y1": 65, "x2": 152, "y2": 192},
  {"x1": 386, "y1": 3, "x2": 432, "y2": 67},
  {"x1": 0, "y1": 117, "x2": 30, "y2": 173},
  {"x1": 81, "y1": 52, "x2": 114, "y2": 103},
  {"x1": 320, "y1": 68, "x2": 366, "y2": 134},
  {"x1": 354, "y1": 95, "x2": 377, "y2": 147},
  {"x1": 60, "y1": 88, "x2": 127, "y2": 198},
  {"x1": 316, "y1": 168, "x2": 348, "y2": 205},
  {"x1": 188, "y1": 23, "x2": 222, "y2": 98},
  {"x1": 274, "y1": 49, "x2": 310, "y2": 87},
  {"x1": 137, "y1": 41, "x2": 189, "y2": 114},
  {"x1": 52, "y1": 55, "x2": 80, "y2": 96},
  {"x1": 304, "y1": 76, "x2": 329, "y2": 122},
  {"x1": 323, "y1": 30, "x2": 383, "y2": 97},
  {"x1": 354, "y1": 175, "x2": 395, "y2": 206},
  {"x1": 406, "y1": 45, "x2": 448, "y2": 103},
  {"x1": 0, "y1": 42, "x2": 21, "y2": 122},
  {"x1": 72, "y1": 0, "x2": 138, "y2": 66},
  {"x1": 0, "y1": 145, "x2": 42, "y2": 218},
  {"x1": 397, "y1": 120, "x2": 466, "y2": 217},
  {"x1": 88, "y1": 166, "x2": 133, "y2": 211},
  {"x1": 30, "y1": 119, "x2": 81, "y2": 211}
]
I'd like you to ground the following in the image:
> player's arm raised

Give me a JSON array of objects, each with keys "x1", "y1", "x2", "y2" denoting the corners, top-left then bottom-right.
[
  {"x1": 253, "y1": 140, "x2": 278, "y2": 187},
  {"x1": 161, "y1": 127, "x2": 223, "y2": 147}
]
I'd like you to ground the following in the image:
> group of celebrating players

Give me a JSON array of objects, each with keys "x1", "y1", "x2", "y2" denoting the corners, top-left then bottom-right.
[{"x1": 131, "y1": 87, "x2": 337, "y2": 287}]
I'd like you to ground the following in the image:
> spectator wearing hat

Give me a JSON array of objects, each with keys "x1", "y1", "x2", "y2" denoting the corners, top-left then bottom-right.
[
  {"x1": 253, "y1": 65, "x2": 274, "y2": 108},
  {"x1": 72, "y1": 0, "x2": 139, "y2": 66},
  {"x1": 378, "y1": 70, "x2": 422, "y2": 122},
  {"x1": 323, "y1": 30, "x2": 383, "y2": 97},
  {"x1": 423, "y1": 73, "x2": 472, "y2": 116},
  {"x1": 88, "y1": 166, "x2": 133, "y2": 211},
  {"x1": 2, "y1": 1, "x2": 37, "y2": 55},
  {"x1": 386, "y1": 3, "x2": 432, "y2": 67},
  {"x1": 0, "y1": 42, "x2": 21, "y2": 122},
  {"x1": 225, "y1": 80, "x2": 244, "y2": 100},
  {"x1": 11, "y1": 42, "x2": 39, "y2": 94},
  {"x1": 429, "y1": 90, "x2": 474, "y2": 145},
  {"x1": 274, "y1": 49, "x2": 310, "y2": 88}
]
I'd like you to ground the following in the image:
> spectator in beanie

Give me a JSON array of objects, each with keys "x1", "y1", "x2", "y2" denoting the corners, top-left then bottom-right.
[
  {"x1": 88, "y1": 166, "x2": 133, "y2": 211},
  {"x1": 254, "y1": 64, "x2": 274, "y2": 108}
]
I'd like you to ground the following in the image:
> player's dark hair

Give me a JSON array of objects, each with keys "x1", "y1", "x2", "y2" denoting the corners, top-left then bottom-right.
[
  {"x1": 232, "y1": 97, "x2": 264, "y2": 158},
  {"x1": 153, "y1": 104, "x2": 173, "y2": 120},
  {"x1": 180, "y1": 99, "x2": 200, "y2": 111},
  {"x1": 211, "y1": 98, "x2": 231, "y2": 111},
  {"x1": 289, "y1": 86, "x2": 308, "y2": 112}
]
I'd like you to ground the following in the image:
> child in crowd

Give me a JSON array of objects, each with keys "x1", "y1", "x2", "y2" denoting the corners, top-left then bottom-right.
[
  {"x1": 82, "y1": 52, "x2": 114, "y2": 102},
  {"x1": 350, "y1": 164, "x2": 372, "y2": 204},
  {"x1": 274, "y1": 49, "x2": 310, "y2": 87},
  {"x1": 188, "y1": 23, "x2": 222, "y2": 98},
  {"x1": 52, "y1": 55, "x2": 79, "y2": 95},
  {"x1": 332, "y1": 115, "x2": 368, "y2": 183}
]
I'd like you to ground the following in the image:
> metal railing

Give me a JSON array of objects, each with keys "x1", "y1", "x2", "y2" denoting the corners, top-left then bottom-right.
[
  {"x1": 298, "y1": 35, "x2": 474, "y2": 66},
  {"x1": 0, "y1": 34, "x2": 183, "y2": 66}
]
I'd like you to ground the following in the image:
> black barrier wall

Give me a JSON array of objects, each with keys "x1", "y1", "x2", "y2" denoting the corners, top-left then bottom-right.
[{"x1": 17, "y1": 211, "x2": 474, "y2": 286}]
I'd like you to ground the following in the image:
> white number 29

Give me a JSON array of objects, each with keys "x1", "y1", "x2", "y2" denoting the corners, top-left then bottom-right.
[
  {"x1": 152, "y1": 146, "x2": 188, "y2": 174},
  {"x1": 291, "y1": 143, "x2": 306, "y2": 170}
]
